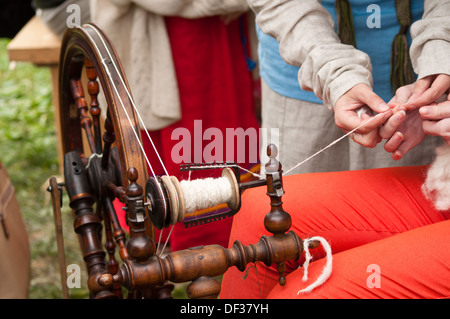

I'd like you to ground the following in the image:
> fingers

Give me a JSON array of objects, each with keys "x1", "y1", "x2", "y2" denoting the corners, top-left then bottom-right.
[
  {"x1": 384, "y1": 132, "x2": 404, "y2": 154},
  {"x1": 355, "y1": 86, "x2": 392, "y2": 134},
  {"x1": 336, "y1": 106, "x2": 391, "y2": 137},
  {"x1": 384, "y1": 132, "x2": 422, "y2": 161},
  {"x1": 379, "y1": 110, "x2": 406, "y2": 139},
  {"x1": 421, "y1": 102, "x2": 450, "y2": 140},
  {"x1": 407, "y1": 74, "x2": 450, "y2": 109},
  {"x1": 391, "y1": 83, "x2": 416, "y2": 105},
  {"x1": 351, "y1": 129, "x2": 382, "y2": 148},
  {"x1": 410, "y1": 76, "x2": 434, "y2": 99},
  {"x1": 381, "y1": 110, "x2": 409, "y2": 160},
  {"x1": 422, "y1": 119, "x2": 450, "y2": 141},
  {"x1": 335, "y1": 84, "x2": 392, "y2": 147},
  {"x1": 339, "y1": 111, "x2": 390, "y2": 149},
  {"x1": 419, "y1": 101, "x2": 450, "y2": 120},
  {"x1": 358, "y1": 86, "x2": 391, "y2": 114}
]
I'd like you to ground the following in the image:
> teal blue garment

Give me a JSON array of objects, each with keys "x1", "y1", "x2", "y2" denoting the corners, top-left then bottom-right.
[{"x1": 257, "y1": 0, "x2": 424, "y2": 105}]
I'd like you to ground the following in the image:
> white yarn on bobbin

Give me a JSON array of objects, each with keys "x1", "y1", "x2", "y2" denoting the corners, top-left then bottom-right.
[
  {"x1": 297, "y1": 236, "x2": 333, "y2": 295},
  {"x1": 180, "y1": 177, "x2": 233, "y2": 214}
]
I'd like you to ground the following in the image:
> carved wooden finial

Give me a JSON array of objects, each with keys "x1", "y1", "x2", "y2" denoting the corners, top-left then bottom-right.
[
  {"x1": 126, "y1": 167, "x2": 143, "y2": 197},
  {"x1": 127, "y1": 167, "x2": 138, "y2": 181},
  {"x1": 265, "y1": 144, "x2": 281, "y2": 174}
]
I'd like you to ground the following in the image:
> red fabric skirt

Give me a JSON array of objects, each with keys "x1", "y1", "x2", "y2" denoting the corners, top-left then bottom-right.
[
  {"x1": 117, "y1": 15, "x2": 260, "y2": 252},
  {"x1": 220, "y1": 166, "x2": 450, "y2": 299}
]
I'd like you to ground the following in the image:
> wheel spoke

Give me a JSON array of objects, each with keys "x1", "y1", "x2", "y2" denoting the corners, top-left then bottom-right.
[
  {"x1": 69, "y1": 77, "x2": 97, "y2": 154},
  {"x1": 104, "y1": 197, "x2": 129, "y2": 261},
  {"x1": 101, "y1": 112, "x2": 115, "y2": 171},
  {"x1": 85, "y1": 58, "x2": 103, "y2": 154}
]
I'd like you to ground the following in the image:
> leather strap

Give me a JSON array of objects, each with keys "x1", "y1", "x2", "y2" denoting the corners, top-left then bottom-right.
[{"x1": 0, "y1": 181, "x2": 14, "y2": 239}]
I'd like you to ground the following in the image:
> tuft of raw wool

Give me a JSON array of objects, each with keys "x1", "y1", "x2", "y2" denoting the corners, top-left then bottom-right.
[{"x1": 422, "y1": 144, "x2": 450, "y2": 211}]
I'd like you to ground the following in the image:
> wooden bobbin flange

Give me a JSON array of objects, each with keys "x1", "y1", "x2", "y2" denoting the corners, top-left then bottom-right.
[
  {"x1": 221, "y1": 167, "x2": 240, "y2": 211},
  {"x1": 145, "y1": 177, "x2": 169, "y2": 230},
  {"x1": 160, "y1": 176, "x2": 179, "y2": 226},
  {"x1": 170, "y1": 176, "x2": 186, "y2": 223}
]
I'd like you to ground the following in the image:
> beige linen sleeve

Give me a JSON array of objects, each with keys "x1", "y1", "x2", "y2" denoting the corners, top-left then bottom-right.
[
  {"x1": 110, "y1": 0, "x2": 249, "y2": 18},
  {"x1": 246, "y1": 0, "x2": 373, "y2": 109},
  {"x1": 410, "y1": 0, "x2": 450, "y2": 79}
]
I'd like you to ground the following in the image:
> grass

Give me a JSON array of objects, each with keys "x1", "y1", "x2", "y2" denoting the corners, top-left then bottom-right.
[{"x1": 0, "y1": 37, "x2": 89, "y2": 298}]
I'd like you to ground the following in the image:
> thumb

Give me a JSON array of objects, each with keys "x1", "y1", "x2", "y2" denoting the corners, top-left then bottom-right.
[{"x1": 358, "y1": 85, "x2": 390, "y2": 113}]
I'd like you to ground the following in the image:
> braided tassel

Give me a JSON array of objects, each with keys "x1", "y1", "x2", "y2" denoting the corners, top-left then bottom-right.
[
  {"x1": 390, "y1": 31, "x2": 415, "y2": 92},
  {"x1": 335, "y1": 0, "x2": 356, "y2": 47},
  {"x1": 390, "y1": 0, "x2": 415, "y2": 92}
]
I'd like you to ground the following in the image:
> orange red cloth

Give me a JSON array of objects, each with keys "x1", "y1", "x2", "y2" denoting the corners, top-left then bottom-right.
[{"x1": 220, "y1": 166, "x2": 450, "y2": 299}]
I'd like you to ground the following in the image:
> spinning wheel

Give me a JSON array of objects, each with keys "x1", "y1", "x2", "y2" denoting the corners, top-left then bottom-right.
[
  {"x1": 50, "y1": 24, "x2": 324, "y2": 299},
  {"x1": 58, "y1": 24, "x2": 153, "y2": 298}
]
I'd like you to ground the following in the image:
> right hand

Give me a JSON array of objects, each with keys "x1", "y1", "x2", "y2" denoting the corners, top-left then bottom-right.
[
  {"x1": 405, "y1": 74, "x2": 450, "y2": 110},
  {"x1": 334, "y1": 84, "x2": 392, "y2": 148},
  {"x1": 420, "y1": 97, "x2": 450, "y2": 145}
]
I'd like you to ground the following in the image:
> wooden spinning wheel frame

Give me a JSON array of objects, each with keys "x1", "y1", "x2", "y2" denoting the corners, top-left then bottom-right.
[
  {"x1": 59, "y1": 24, "x2": 149, "y2": 193},
  {"x1": 52, "y1": 24, "x2": 320, "y2": 299}
]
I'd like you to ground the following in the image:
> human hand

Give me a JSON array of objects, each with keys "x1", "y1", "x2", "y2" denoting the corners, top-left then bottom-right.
[
  {"x1": 380, "y1": 74, "x2": 450, "y2": 159},
  {"x1": 380, "y1": 84, "x2": 426, "y2": 160},
  {"x1": 382, "y1": 108, "x2": 425, "y2": 160},
  {"x1": 420, "y1": 96, "x2": 450, "y2": 145},
  {"x1": 334, "y1": 84, "x2": 392, "y2": 148},
  {"x1": 405, "y1": 74, "x2": 450, "y2": 110}
]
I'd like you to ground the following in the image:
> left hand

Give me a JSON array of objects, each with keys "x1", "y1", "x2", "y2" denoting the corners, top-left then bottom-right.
[
  {"x1": 380, "y1": 84, "x2": 426, "y2": 160},
  {"x1": 381, "y1": 108, "x2": 425, "y2": 160},
  {"x1": 380, "y1": 74, "x2": 450, "y2": 159}
]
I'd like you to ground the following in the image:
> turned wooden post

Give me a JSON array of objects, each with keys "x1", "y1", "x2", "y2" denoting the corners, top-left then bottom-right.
[
  {"x1": 263, "y1": 144, "x2": 292, "y2": 285},
  {"x1": 64, "y1": 151, "x2": 115, "y2": 299},
  {"x1": 264, "y1": 144, "x2": 291, "y2": 235},
  {"x1": 124, "y1": 167, "x2": 155, "y2": 262}
]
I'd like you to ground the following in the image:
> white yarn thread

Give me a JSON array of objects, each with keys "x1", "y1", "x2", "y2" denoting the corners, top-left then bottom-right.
[
  {"x1": 284, "y1": 111, "x2": 388, "y2": 175},
  {"x1": 297, "y1": 236, "x2": 333, "y2": 295},
  {"x1": 85, "y1": 152, "x2": 103, "y2": 169},
  {"x1": 180, "y1": 177, "x2": 233, "y2": 214}
]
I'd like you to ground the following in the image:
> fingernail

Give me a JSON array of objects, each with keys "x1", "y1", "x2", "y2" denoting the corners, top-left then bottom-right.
[
  {"x1": 395, "y1": 131, "x2": 404, "y2": 141},
  {"x1": 395, "y1": 110, "x2": 406, "y2": 121},
  {"x1": 378, "y1": 103, "x2": 390, "y2": 112},
  {"x1": 420, "y1": 106, "x2": 430, "y2": 116},
  {"x1": 392, "y1": 151, "x2": 402, "y2": 161},
  {"x1": 383, "y1": 111, "x2": 393, "y2": 121}
]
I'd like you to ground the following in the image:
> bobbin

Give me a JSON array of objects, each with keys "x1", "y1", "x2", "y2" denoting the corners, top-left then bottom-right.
[
  {"x1": 145, "y1": 176, "x2": 169, "y2": 230},
  {"x1": 145, "y1": 167, "x2": 240, "y2": 230}
]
